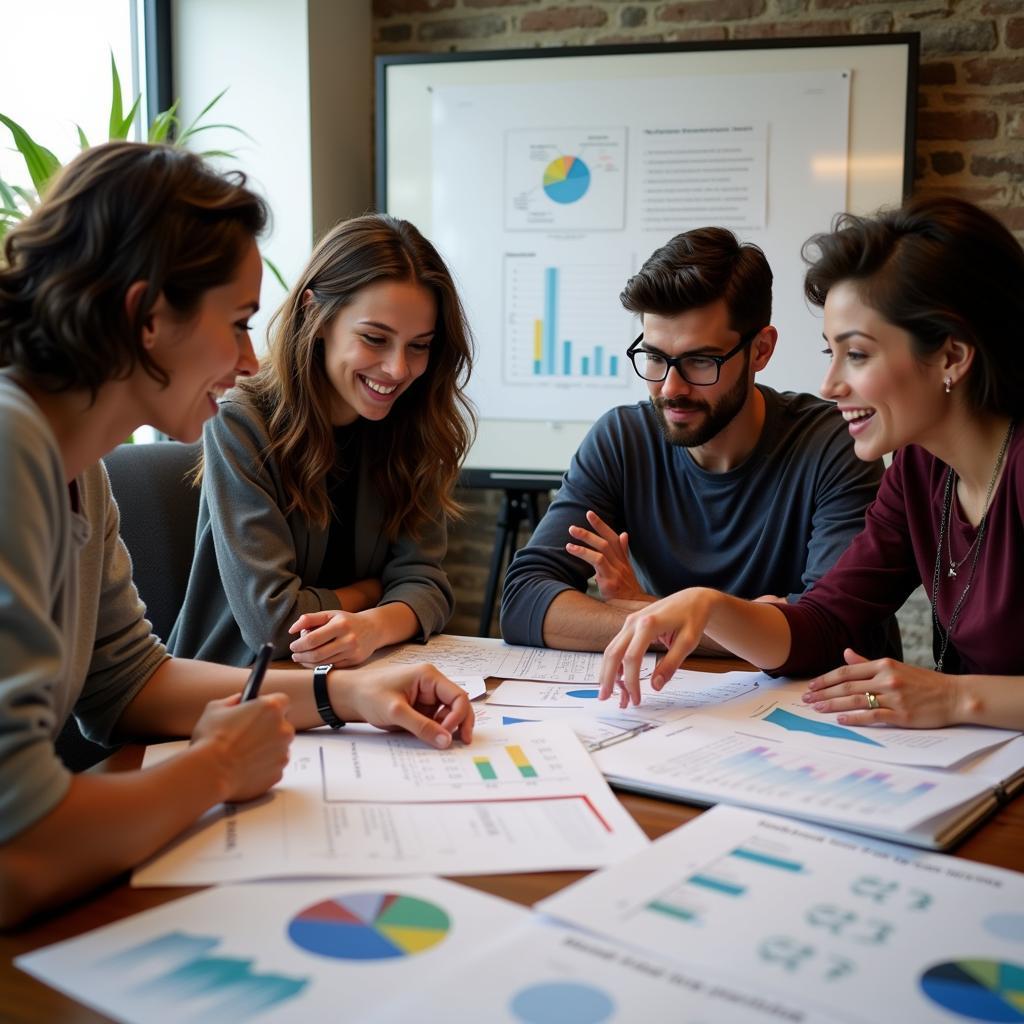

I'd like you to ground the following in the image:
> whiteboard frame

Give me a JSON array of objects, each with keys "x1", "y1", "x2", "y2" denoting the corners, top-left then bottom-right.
[{"x1": 376, "y1": 35, "x2": 918, "y2": 478}]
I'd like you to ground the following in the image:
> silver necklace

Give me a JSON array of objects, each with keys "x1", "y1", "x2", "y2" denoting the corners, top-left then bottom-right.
[{"x1": 930, "y1": 421, "x2": 1015, "y2": 672}]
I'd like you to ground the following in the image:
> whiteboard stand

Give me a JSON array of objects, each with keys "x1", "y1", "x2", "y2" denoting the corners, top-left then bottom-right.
[{"x1": 461, "y1": 469, "x2": 564, "y2": 637}]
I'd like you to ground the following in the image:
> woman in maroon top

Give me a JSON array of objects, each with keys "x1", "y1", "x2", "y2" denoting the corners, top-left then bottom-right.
[{"x1": 599, "y1": 196, "x2": 1024, "y2": 730}]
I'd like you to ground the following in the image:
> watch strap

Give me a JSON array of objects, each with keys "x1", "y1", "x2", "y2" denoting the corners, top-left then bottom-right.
[{"x1": 313, "y1": 664, "x2": 345, "y2": 729}]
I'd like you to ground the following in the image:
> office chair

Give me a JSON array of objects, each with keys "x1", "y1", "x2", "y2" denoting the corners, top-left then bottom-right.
[{"x1": 56, "y1": 440, "x2": 202, "y2": 771}]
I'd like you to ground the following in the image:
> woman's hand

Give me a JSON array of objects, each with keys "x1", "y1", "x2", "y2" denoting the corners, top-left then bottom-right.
[
  {"x1": 567, "y1": 510, "x2": 649, "y2": 602},
  {"x1": 599, "y1": 589, "x2": 716, "y2": 707},
  {"x1": 801, "y1": 648, "x2": 962, "y2": 728},
  {"x1": 289, "y1": 610, "x2": 380, "y2": 667},
  {"x1": 335, "y1": 662, "x2": 474, "y2": 749},
  {"x1": 191, "y1": 692, "x2": 295, "y2": 802}
]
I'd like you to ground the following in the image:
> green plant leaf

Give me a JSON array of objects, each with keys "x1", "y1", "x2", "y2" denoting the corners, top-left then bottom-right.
[
  {"x1": 0, "y1": 179, "x2": 19, "y2": 208},
  {"x1": 108, "y1": 49, "x2": 125, "y2": 139},
  {"x1": 0, "y1": 114, "x2": 60, "y2": 193},
  {"x1": 178, "y1": 87, "x2": 228, "y2": 142},
  {"x1": 0, "y1": 206, "x2": 25, "y2": 219},
  {"x1": 148, "y1": 101, "x2": 179, "y2": 143},
  {"x1": 112, "y1": 95, "x2": 141, "y2": 140},
  {"x1": 76, "y1": 124, "x2": 90, "y2": 149},
  {"x1": 195, "y1": 148, "x2": 238, "y2": 161},
  {"x1": 11, "y1": 185, "x2": 37, "y2": 207},
  {"x1": 262, "y1": 255, "x2": 288, "y2": 292}
]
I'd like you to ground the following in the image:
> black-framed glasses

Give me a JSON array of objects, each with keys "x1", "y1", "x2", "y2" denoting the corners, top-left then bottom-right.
[{"x1": 626, "y1": 327, "x2": 762, "y2": 385}]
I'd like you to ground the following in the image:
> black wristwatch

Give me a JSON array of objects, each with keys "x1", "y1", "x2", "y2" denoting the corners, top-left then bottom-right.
[{"x1": 313, "y1": 664, "x2": 346, "y2": 729}]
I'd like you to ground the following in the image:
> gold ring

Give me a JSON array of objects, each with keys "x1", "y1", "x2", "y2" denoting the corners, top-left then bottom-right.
[{"x1": 865, "y1": 691, "x2": 880, "y2": 710}]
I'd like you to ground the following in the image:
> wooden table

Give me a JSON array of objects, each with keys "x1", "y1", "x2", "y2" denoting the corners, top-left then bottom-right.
[{"x1": 4, "y1": 660, "x2": 1024, "y2": 1023}]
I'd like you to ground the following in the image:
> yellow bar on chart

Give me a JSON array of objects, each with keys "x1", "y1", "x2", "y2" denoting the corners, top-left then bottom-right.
[
  {"x1": 533, "y1": 319, "x2": 543, "y2": 363},
  {"x1": 506, "y1": 745, "x2": 538, "y2": 778}
]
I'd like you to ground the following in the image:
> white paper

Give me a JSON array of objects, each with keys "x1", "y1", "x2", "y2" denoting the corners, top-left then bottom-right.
[
  {"x1": 17, "y1": 877, "x2": 528, "y2": 1023},
  {"x1": 472, "y1": 701, "x2": 652, "y2": 752},
  {"x1": 370, "y1": 918, "x2": 836, "y2": 1024},
  {"x1": 540, "y1": 805, "x2": 1024, "y2": 1024},
  {"x1": 133, "y1": 726, "x2": 648, "y2": 886},
  {"x1": 372, "y1": 632, "x2": 655, "y2": 683},
  {"x1": 594, "y1": 716, "x2": 993, "y2": 837},
  {"x1": 709, "y1": 679, "x2": 1020, "y2": 768},
  {"x1": 489, "y1": 669, "x2": 762, "y2": 723}
]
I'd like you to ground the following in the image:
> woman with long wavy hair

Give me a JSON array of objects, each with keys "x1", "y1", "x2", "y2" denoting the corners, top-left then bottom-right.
[{"x1": 170, "y1": 213, "x2": 475, "y2": 668}]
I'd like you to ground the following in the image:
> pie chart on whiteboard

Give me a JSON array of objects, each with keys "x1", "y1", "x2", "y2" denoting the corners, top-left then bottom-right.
[{"x1": 543, "y1": 156, "x2": 591, "y2": 204}]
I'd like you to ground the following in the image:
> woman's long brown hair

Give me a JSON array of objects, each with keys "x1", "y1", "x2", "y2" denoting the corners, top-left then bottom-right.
[{"x1": 235, "y1": 214, "x2": 475, "y2": 540}]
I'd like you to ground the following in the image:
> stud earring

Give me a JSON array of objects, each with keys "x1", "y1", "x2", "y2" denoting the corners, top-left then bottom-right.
[{"x1": 944, "y1": 377, "x2": 952, "y2": 394}]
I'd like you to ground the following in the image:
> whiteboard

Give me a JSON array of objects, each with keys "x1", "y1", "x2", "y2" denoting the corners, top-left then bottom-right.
[{"x1": 377, "y1": 37, "x2": 917, "y2": 475}]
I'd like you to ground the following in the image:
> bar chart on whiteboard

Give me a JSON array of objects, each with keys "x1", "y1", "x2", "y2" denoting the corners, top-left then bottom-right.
[{"x1": 502, "y1": 253, "x2": 634, "y2": 390}]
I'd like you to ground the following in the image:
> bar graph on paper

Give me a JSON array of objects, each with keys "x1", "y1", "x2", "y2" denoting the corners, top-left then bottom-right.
[{"x1": 503, "y1": 255, "x2": 635, "y2": 386}]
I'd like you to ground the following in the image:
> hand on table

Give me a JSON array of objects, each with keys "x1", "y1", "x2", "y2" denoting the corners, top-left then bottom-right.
[
  {"x1": 801, "y1": 648, "x2": 960, "y2": 728},
  {"x1": 567, "y1": 510, "x2": 649, "y2": 602},
  {"x1": 598, "y1": 589, "x2": 713, "y2": 708},
  {"x1": 289, "y1": 609, "x2": 380, "y2": 667},
  {"x1": 340, "y1": 662, "x2": 475, "y2": 749},
  {"x1": 191, "y1": 692, "x2": 295, "y2": 802}
]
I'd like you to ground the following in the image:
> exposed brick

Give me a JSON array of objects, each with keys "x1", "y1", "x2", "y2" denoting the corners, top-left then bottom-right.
[
  {"x1": 465, "y1": 0, "x2": 538, "y2": 6},
  {"x1": 906, "y1": 4, "x2": 953, "y2": 19},
  {"x1": 919, "y1": 62, "x2": 957, "y2": 85},
  {"x1": 964, "y1": 57, "x2": 1024, "y2": 86},
  {"x1": 919, "y1": 109, "x2": 999, "y2": 140},
  {"x1": 914, "y1": 153, "x2": 927, "y2": 180},
  {"x1": 377, "y1": 23, "x2": 413, "y2": 42},
  {"x1": 814, "y1": 0, "x2": 886, "y2": 8},
  {"x1": 734, "y1": 18, "x2": 851, "y2": 36},
  {"x1": 665, "y1": 25, "x2": 729, "y2": 39},
  {"x1": 520, "y1": 5, "x2": 608, "y2": 30},
  {"x1": 595, "y1": 31, "x2": 669, "y2": 43},
  {"x1": 418, "y1": 14, "x2": 507, "y2": 39},
  {"x1": 913, "y1": 183, "x2": 1007, "y2": 205},
  {"x1": 775, "y1": 0, "x2": 807, "y2": 12},
  {"x1": 994, "y1": 206, "x2": 1024, "y2": 232},
  {"x1": 918, "y1": 20, "x2": 997, "y2": 55},
  {"x1": 373, "y1": 0, "x2": 453, "y2": 15},
  {"x1": 1007, "y1": 18, "x2": 1024, "y2": 49},
  {"x1": 854, "y1": 12, "x2": 894, "y2": 33},
  {"x1": 942, "y1": 88, "x2": 1024, "y2": 106},
  {"x1": 1009, "y1": 111, "x2": 1024, "y2": 139},
  {"x1": 656, "y1": 0, "x2": 765, "y2": 22},
  {"x1": 621, "y1": 5, "x2": 648, "y2": 26},
  {"x1": 970, "y1": 152, "x2": 1024, "y2": 180},
  {"x1": 931, "y1": 150, "x2": 965, "y2": 175},
  {"x1": 981, "y1": 0, "x2": 1023, "y2": 12}
]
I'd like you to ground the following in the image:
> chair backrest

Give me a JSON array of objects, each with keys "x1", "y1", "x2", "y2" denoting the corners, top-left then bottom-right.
[{"x1": 102, "y1": 440, "x2": 202, "y2": 642}]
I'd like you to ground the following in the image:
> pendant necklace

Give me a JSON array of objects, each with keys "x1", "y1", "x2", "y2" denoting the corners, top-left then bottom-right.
[{"x1": 930, "y1": 421, "x2": 1014, "y2": 672}]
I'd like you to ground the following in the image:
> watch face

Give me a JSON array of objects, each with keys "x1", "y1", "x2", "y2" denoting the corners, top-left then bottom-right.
[{"x1": 315, "y1": 664, "x2": 333, "y2": 673}]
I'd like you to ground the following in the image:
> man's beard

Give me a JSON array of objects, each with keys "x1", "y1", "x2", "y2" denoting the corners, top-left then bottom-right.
[{"x1": 652, "y1": 368, "x2": 751, "y2": 448}]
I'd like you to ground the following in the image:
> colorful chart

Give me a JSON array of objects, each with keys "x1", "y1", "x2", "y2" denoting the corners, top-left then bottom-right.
[
  {"x1": 919, "y1": 959, "x2": 1024, "y2": 1022},
  {"x1": 543, "y1": 156, "x2": 591, "y2": 204},
  {"x1": 566, "y1": 689, "x2": 599, "y2": 700},
  {"x1": 287, "y1": 893, "x2": 450, "y2": 961},
  {"x1": 510, "y1": 980, "x2": 615, "y2": 1024},
  {"x1": 764, "y1": 707, "x2": 884, "y2": 747}
]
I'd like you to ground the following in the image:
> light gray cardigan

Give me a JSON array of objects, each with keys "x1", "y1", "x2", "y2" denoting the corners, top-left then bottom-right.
[{"x1": 168, "y1": 396, "x2": 454, "y2": 666}]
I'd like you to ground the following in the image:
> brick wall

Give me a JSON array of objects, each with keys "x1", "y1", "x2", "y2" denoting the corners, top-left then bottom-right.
[{"x1": 372, "y1": 0, "x2": 1024, "y2": 639}]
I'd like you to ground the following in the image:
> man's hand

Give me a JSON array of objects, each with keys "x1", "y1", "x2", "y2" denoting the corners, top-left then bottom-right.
[{"x1": 566, "y1": 510, "x2": 650, "y2": 601}]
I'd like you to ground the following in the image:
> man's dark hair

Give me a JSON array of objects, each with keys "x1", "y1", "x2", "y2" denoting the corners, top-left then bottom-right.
[{"x1": 620, "y1": 226, "x2": 772, "y2": 335}]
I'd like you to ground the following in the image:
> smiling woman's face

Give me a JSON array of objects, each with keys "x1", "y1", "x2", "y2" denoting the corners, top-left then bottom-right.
[
  {"x1": 319, "y1": 279, "x2": 437, "y2": 427},
  {"x1": 820, "y1": 279, "x2": 949, "y2": 461}
]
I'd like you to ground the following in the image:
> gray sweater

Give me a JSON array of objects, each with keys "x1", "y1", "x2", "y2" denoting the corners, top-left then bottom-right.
[
  {"x1": 169, "y1": 396, "x2": 455, "y2": 666},
  {"x1": 0, "y1": 373, "x2": 167, "y2": 843},
  {"x1": 501, "y1": 387, "x2": 898, "y2": 655}
]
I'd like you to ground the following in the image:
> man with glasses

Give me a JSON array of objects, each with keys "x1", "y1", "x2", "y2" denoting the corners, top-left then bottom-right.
[{"x1": 501, "y1": 227, "x2": 897, "y2": 659}]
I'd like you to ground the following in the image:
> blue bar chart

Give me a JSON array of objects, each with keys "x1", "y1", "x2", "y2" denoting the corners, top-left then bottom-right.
[{"x1": 504, "y1": 255, "x2": 632, "y2": 388}]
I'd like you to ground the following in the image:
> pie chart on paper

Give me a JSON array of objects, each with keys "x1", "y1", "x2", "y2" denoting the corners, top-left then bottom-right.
[
  {"x1": 543, "y1": 156, "x2": 591, "y2": 204},
  {"x1": 287, "y1": 892, "x2": 450, "y2": 960},
  {"x1": 919, "y1": 959, "x2": 1024, "y2": 1021}
]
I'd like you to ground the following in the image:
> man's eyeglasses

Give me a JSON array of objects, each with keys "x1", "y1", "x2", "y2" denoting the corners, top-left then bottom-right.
[{"x1": 626, "y1": 327, "x2": 762, "y2": 385}]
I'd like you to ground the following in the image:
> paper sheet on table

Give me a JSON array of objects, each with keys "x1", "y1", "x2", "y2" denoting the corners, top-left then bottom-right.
[
  {"x1": 133, "y1": 725, "x2": 648, "y2": 886},
  {"x1": 489, "y1": 669, "x2": 762, "y2": 723},
  {"x1": 18, "y1": 877, "x2": 528, "y2": 1024},
  {"x1": 472, "y1": 701, "x2": 652, "y2": 752},
  {"x1": 706, "y1": 678, "x2": 1020, "y2": 768},
  {"x1": 368, "y1": 917, "x2": 837, "y2": 1024},
  {"x1": 371, "y1": 632, "x2": 655, "y2": 683},
  {"x1": 539, "y1": 805, "x2": 1024, "y2": 1024}
]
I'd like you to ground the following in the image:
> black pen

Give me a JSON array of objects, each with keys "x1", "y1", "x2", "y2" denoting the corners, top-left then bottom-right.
[{"x1": 241, "y1": 642, "x2": 274, "y2": 702}]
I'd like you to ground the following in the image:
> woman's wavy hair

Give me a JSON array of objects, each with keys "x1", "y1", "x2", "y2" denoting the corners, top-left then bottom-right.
[
  {"x1": 0, "y1": 141, "x2": 267, "y2": 397},
  {"x1": 236, "y1": 213, "x2": 476, "y2": 541},
  {"x1": 803, "y1": 195, "x2": 1024, "y2": 417}
]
